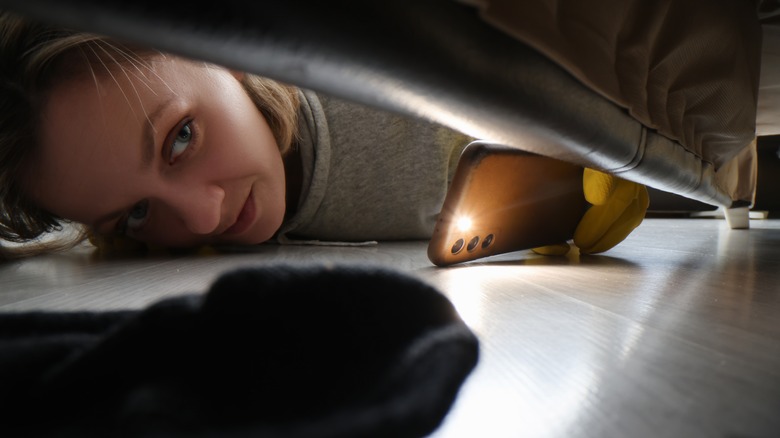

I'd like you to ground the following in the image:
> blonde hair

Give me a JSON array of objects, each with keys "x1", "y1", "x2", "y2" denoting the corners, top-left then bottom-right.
[{"x1": 0, "y1": 11, "x2": 300, "y2": 260}]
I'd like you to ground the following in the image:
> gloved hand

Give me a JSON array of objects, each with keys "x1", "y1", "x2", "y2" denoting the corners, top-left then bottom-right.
[{"x1": 533, "y1": 168, "x2": 649, "y2": 256}]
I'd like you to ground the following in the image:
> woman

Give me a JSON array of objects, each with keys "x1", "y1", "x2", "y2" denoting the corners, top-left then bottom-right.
[
  {"x1": 0, "y1": 11, "x2": 647, "y2": 260},
  {"x1": 0, "y1": 11, "x2": 475, "y2": 258}
]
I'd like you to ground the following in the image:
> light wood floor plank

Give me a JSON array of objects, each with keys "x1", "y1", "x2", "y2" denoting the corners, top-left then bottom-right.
[{"x1": 1, "y1": 218, "x2": 778, "y2": 437}]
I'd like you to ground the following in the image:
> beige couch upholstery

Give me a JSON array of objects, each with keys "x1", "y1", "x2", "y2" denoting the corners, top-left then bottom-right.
[{"x1": 463, "y1": 0, "x2": 761, "y2": 207}]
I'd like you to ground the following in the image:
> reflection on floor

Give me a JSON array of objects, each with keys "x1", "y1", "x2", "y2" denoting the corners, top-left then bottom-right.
[{"x1": 2, "y1": 218, "x2": 779, "y2": 438}]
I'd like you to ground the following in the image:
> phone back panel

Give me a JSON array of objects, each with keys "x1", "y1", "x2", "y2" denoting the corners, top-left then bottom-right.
[{"x1": 428, "y1": 142, "x2": 588, "y2": 266}]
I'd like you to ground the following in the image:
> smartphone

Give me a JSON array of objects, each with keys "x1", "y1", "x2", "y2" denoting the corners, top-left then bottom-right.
[{"x1": 427, "y1": 141, "x2": 588, "y2": 266}]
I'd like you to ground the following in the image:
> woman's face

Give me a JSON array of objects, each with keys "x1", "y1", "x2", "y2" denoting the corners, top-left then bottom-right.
[{"x1": 26, "y1": 55, "x2": 287, "y2": 247}]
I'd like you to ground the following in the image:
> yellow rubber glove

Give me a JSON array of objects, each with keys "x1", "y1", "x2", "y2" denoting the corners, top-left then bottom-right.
[
  {"x1": 574, "y1": 169, "x2": 649, "y2": 254},
  {"x1": 531, "y1": 242, "x2": 572, "y2": 256},
  {"x1": 533, "y1": 168, "x2": 649, "y2": 255}
]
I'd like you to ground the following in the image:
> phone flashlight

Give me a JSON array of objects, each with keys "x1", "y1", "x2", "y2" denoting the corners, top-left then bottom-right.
[{"x1": 456, "y1": 216, "x2": 473, "y2": 232}]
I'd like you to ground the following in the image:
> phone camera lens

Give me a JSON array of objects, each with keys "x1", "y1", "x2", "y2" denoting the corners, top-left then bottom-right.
[
  {"x1": 482, "y1": 233, "x2": 494, "y2": 249},
  {"x1": 451, "y1": 238, "x2": 465, "y2": 254},
  {"x1": 467, "y1": 236, "x2": 480, "y2": 252}
]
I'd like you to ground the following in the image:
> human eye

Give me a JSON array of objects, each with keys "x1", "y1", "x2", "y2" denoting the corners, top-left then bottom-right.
[
  {"x1": 168, "y1": 119, "x2": 195, "y2": 164},
  {"x1": 121, "y1": 199, "x2": 150, "y2": 234}
]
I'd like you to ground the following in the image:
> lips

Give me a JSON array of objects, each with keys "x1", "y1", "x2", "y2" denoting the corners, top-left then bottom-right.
[{"x1": 223, "y1": 190, "x2": 256, "y2": 236}]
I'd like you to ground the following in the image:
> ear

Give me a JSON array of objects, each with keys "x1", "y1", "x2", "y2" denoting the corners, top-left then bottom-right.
[{"x1": 230, "y1": 70, "x2": 245, "y2": 81}]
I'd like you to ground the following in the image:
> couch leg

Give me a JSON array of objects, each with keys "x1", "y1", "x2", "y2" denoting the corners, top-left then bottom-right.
[{"x1": 724, "y1": 206, "x2": 750, "y2": 229}]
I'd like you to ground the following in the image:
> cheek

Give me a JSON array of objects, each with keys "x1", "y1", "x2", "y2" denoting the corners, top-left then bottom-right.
[
  {"x1": 202, "y1": 131, "x2": 283, "y2": 188},
  {"x1": 207, "y1": 104, "x2": 283, "y2": 179}
]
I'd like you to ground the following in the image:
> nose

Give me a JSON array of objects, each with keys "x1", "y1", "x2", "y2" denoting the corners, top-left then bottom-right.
[{"x1": 164, "y1": 182, "x2": 225, "y2": 235}]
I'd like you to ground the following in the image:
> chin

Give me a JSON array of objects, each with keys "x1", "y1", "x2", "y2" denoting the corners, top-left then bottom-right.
[
  {"x1": 237, "y1": 218, "x2": 283, "y2": 245},
  {"x1": 241, "y1": 232, "x2": 275, "y2": 245}
]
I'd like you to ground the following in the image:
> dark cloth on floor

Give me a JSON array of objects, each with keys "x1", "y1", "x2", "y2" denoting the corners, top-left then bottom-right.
[{"x1": 0, "y1": 265, "x2": 479, "y2": 437}]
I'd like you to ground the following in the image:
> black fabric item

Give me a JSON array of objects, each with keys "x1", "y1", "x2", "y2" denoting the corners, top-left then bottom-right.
[{"x1": 0, "y1": 265, "x2": 479, "y2": 437}]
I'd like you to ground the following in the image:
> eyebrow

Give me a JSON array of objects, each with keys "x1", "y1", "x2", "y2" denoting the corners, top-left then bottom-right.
[{"x1": 141, "y1": 97, "x2": 176, "y2": 169}]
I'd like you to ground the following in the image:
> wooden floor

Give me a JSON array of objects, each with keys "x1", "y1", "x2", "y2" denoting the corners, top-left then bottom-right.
[{"x1": 2, "y1": 217, "x2": 779, "y2": 438}]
